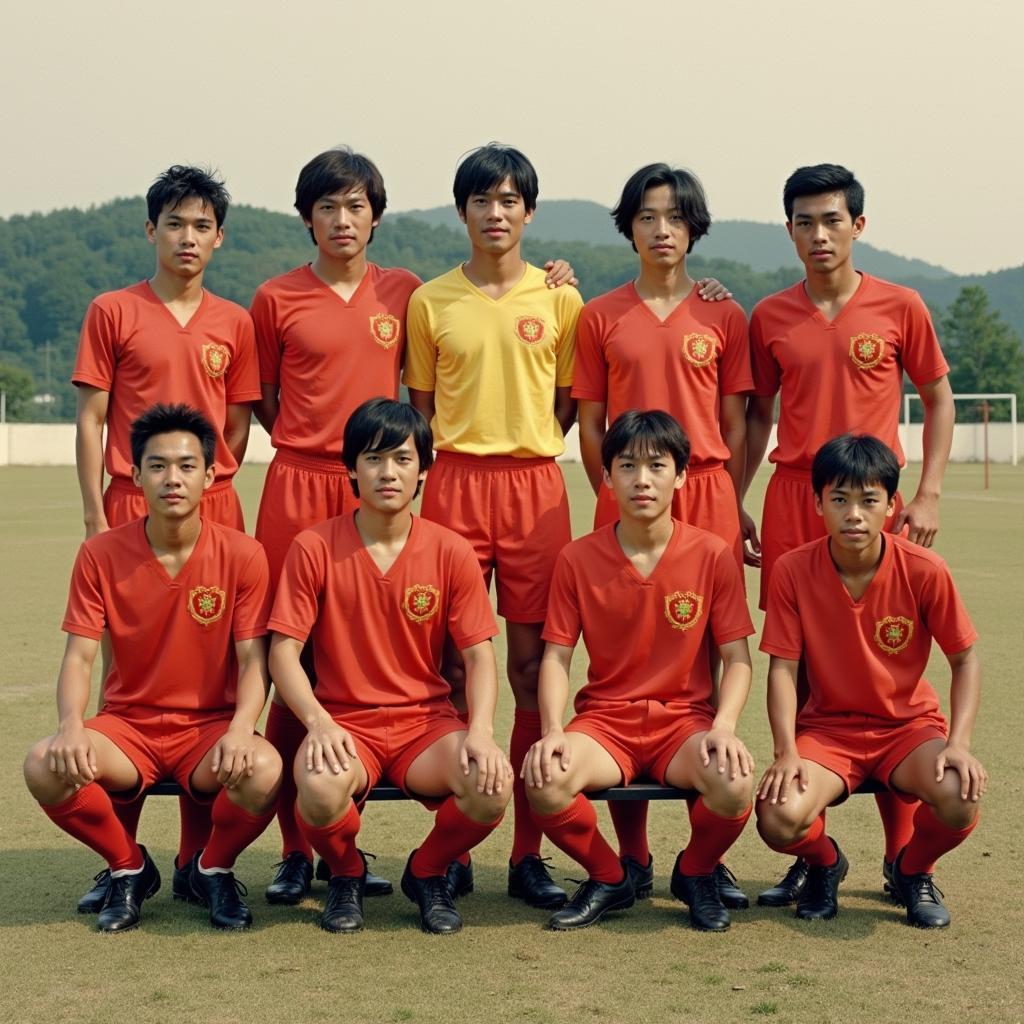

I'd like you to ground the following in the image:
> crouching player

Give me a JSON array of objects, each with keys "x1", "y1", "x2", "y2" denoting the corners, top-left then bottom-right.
[
  {"x1": 523, "y1": 410, "x2": 756, "y2": 931},
  {"x1": 267, "y1": 398, "x2": 512, "y2": 934},
  {"x1": 755, "y1": 435, "x2": 985, "y2": 927},
  {"x1": 24, "y1": 404, "x2": 281, "y2": 932}
]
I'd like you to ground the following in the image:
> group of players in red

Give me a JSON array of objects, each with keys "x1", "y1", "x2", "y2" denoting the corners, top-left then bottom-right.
[{"x1": 23, "y1": 145, "x2": 986, "y2": 937}]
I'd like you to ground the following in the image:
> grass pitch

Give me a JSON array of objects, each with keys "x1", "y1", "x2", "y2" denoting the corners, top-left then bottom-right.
[{"x1": 1, "y1": 461, "x2": 1021, "y2": 1024}]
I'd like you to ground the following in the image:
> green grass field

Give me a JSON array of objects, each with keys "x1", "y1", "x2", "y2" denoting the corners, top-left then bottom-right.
[{"x1": 1, "y1": 462, "x2": 1021, "y2": 1024}]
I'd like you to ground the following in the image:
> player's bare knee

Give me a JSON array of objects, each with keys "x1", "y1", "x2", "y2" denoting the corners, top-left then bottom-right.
[
  {"x1": 23, "y1": 739, "x2": 61, "y2": 802},
  {"x1": 525, "y1": 774, "x2": 574, "y2": 816},
  {"x1": 507, "y1": 654, "x2": 542, "y2": 702},
  {"x1": 702, "y1": 770, "x2": 753, "y2": 818},
  {"x1": 755, "y1": 800, "x2": 806, "y2": 847},
  {"x1": 296, "y1": 767, "x2": 356, "y2": 821},
  {"x1": 929, "y1": 777, "x2": 981, "y2": 830},
  {"x1": 460, "y1": 781, "x2": 511, "y2": 823}
]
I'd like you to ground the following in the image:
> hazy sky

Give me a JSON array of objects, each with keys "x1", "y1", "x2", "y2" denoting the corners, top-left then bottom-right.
[{"x1": 3, "y1": 0, "x2": 1021, "y2": 275}]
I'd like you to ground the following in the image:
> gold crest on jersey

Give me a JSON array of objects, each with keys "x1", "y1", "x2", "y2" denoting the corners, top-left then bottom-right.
[
  {"x1": 664, "y1": 590, "x2": 704, "y2": 631},
  {"x1": 403, "y1": 584, "x2": 441, "y2": 623},
  {"x1": 849, "y1": 333, "x2": 885, "y2": 370},
  {"x1": 370, "y1": 313, "x2": 401, "y2": 349},
  {"x1": 201, "y1": 343, "x2": 230, "y2": 379},
  {"x1": 874, "y1": 615, "x2": 914, "y2": 654},
  {"x1": 681, "y1": 333, "x2": 717, "y2": 368},
  {"x1": 188, "y1": 586, "x2": 227, "y2": 626},
  {"x1": 515, "y1": 316, "x2": 546, "y2": 345}
]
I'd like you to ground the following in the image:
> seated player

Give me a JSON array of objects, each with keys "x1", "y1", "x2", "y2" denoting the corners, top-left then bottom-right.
[
  {"x1": 523, "y1": 410, "x2": 756, "y2": 931},
  {"x1": 755, "y1": 434, "x2": 985, "y2": 927},
  {"x1": 23, "y1": 404, "x2": 282, "y2": 932},
  {"x1": 267, "y1": 398, "x2": 512, "y2": 934}
]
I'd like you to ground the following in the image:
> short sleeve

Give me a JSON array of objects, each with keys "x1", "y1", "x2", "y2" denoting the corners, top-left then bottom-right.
[
  {"x1": 62, "y1": 545, "x2": 107, "y2": 640},
  {"x1": 717, "y1": 304, "x2": 754, "y2": 396},
  {"x1": 708, "y1": 546, "x2": 755, "y2": 646},
  {"x1": 555, "y1": 289, "x2": 583, "y2": 389},
  {"x1": 232, "y1": 545, "x2": 272, "y2": 640},
  {"x1": 900, "y1": 291, "x2": 950, "y2": 387},
  {"x1": 250, "y1": 285, "x2": 282, "y2": 388},
  {"x1": 268, "y1": 534, "x2": 326, "y2": 643},
  {"x1": 225, "y1": 311, "x2": 262, "y2": 403},
  {"x1": 749, "y1": 305, "x2": 781, "y2": 398},
  {"x1": 542, "y1": 550, "x2": 583, "y2": 648},
  {"x1": 760, "y1": 556, "x2": 804, "y2": 660},
  {"x1": 570, "y1": 303, "x2": 609, "y2": 402},
  {"x1": 446, "y1": 544, "x2": 499, "y2": 650},
  {"x1": 401, "y1": 289, "x2": 437, "y2": 391},
  {"x1": 920, "y1": 560, "x2": 978, "y2": 657},
  {"x1": 71, "y1": 301, "x2": 116, "y2": 391}
]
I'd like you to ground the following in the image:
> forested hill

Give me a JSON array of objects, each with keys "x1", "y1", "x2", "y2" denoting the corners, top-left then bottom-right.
[{"x1": 0, "y1": 197, "x2": 1020, "y2": 420}]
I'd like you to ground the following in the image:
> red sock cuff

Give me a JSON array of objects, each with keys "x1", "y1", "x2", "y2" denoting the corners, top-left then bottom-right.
[
  {"x1": 411, "y1": 799, "x2": 503, "y2": 878},
  {"x1": 532, "y1": 793, "x2": 588, "y2": 830},
  {"x1": 298, "y1": 802, "x2": 364, "y2": 877},
  {"x1": 43, "y1": 784, "x2": 142, "y2": 872},
  {"x1": 900, "y1": 806, "x2": 979, "y2": 875}
]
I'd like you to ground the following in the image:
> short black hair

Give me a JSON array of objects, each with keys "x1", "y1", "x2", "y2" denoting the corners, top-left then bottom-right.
[
  {"x1": 811, "y1": 434, "x2": 900, "y2": 499},
  {"x1": 146, "y1": 166, "x2": 230, "y2": 229},
  {"x1": 783, "y1": 163, "x2": 865, "y2": 222},
  {"x1": 601, "y1": 409, "x2": 691, "y2": 474},
  {"x1": 294, "y1": 146, "x2": 387, "y2": 245},
  {"x1": 611, "y1": 163, "x2": 711, "y2": 254},
  {"x1": 453, "y1": 144, "x2": 539, "y2": 214},
  {"x1": 342, "y1": 398, "x2": 434, "y2": 498},
  {"x1": 130, "y1": 403, "x2": 217, "y2": 469}
]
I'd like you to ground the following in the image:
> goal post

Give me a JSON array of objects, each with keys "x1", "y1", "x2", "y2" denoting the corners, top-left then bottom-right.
[{"x1": 902, "y1": 392, "x2": 1018, "y2": 468}]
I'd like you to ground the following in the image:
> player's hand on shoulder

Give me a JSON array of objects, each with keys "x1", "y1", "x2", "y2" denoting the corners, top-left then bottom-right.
[
  {"x1": 48, "y1": 724, "x2": 97, "y2": 786},
  {"x1": 757, "y1": 751, "x2": 808, "y2": 804},
  {"x1": 212, "y1": 724, "x2": 258, "y2": 788},
  {"x1": 304, "y1": 718, "x2": 356, "y2": 775},
  {"x1": 460, "y1": 728, "x2": 513, "y2": 796},
  {"x1": 895, "y1": 494, "x2": 940, "y2": 547},
  {"x1": 740, "y1": 508, "x2": 762, "y2": 567},
  {"x1": 697, "y1": 277, "x2": 733, "y2": 302},
  {"x1": 935, "y1": 743, "x2": 988, "y2": 802},
  {"x1": 543, "y1": 259, "x2": 579, "y2": 289},
  {"x1": 522, "y1": 729, "x2": 570, "y2": 789},
  {"x1": 701, "y1": 727, "x2": 754, "y2": 780}
]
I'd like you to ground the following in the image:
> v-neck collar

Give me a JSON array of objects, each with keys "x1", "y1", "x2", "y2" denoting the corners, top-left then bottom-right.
[
  {"x1": 823, "y1": 532, "x2": 892, "y2": 607},
  {"x1": 350, "y1": 511, "x2": 416, "y2": 581},
  {"x1": 303, "y1": 262, "x2": 374, "y2": 309},
  {"x1": 456, "y1": 262, "x2": 529, "y2": 305},
  {"x1": 628, "y1": 280, "x2": 696, "y2": 327},
  {"x1": 141, "y1": 517, "x2": 208, "y2": 586},
  {"x1": 797, "y1": 271, "x2": 870, "y2": 328},
  {"x1": 142, "y1": 279, "x2": 209, "y2": 332},
  {"x1": 612, "y1": 519, "x2": 681, "y2": 586}
]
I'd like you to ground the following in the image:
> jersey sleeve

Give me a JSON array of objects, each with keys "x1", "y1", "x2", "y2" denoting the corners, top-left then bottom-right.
[
  {"x1": 62, "y1": 545, "x2": 107, "y2": 640},
  {"x1": 718, "y1": 304, "x2": 754, "y2": 396},
  {"x1": 708, "y1": 545, "x2": 755, "y2": 645},
  {"x1": 401, "y1": 289, "x2": 437, "y2": 391},
  {"x1": 749, "y1": 305, "x2": 781, "y2": 398},
  {"x1": 900, "y1": 291, "x2": 950, "y2": 387},
  {"x1": 225, "y1": 311, "x2": 262, "y2": 403},
  {"x1": 233, "y1": 545, "x2": 272, "y2": 641},
  {"x1": 759, "y1": 556, "x2": 804, "y2": 660},
  {"x1": 542, "y1": 550, "x2": 582, "y2": 648},
  {"x1": 267, "y1": 533, "x2": 325, "y2": 643},
  {"x1": 571, "y1": 303, "x2": 609, "y2": 402},
  {"x1": 71, "y1": 300, "x2": 116, "y2": 391},
  {"x1": 250, "y1": 285, "x2": 282, "y2": 388},
  {"x1": 919, "y1": 559, "x2": 978, "y2": 656},
  {"x1": 555, "y1": 288, "x2": 583, "y2": 389},
  {"x1": 446, "y1": 544, "x2": 499, "y2": 650}
]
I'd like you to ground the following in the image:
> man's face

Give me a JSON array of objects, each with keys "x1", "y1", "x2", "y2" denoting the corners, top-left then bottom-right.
[
  {"x1": 132, "y1": 430, "x2": 213, "y2": 520},
  {"x1": 146, "y1": 197, "x2": 223, "y2": 278},
  {"x1": 304, "y1": 188, "x2": 379, "y2": 261},
  {"x1": 350, "y1": 433, "x2": 424, "y2": 514},
  {"x1": 631, "y1": 184, "x2": 691, "y2": 269},
  {"x1": 815, "y1": 479, "x2": 895, "y2": 554},
  {"x1": 786, "y1": 192, "x2": 865, "y2": 275},
  {"x1": 459, "y1": 176, "x2": 533, "y2": 256},
  {"x1": 603, "y1": 448, "x2": 686, "y2": 523}
]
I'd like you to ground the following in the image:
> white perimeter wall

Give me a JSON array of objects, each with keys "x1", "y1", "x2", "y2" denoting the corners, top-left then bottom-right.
[{"x1": 1, "y1": 422, "x2": 1021, "y2": 467}]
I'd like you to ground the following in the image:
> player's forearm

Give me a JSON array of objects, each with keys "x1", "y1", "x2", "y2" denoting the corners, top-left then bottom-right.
[
  {"x1": 554, "y1": 387, "x2": 577, "y2": 437},
  {"x1": 712, "y1": 643, "x2": 752, "y2": 731},
  {"x1": 408, "y1": 388, "x2": 436, "y2": 425},
  {"x1": 577, "y1": 406, "x2": 607, "y2": 495},
  {"x1": 461, "y1": 641, "x2": 499, "y2": 736},
  {"x1": 224, "y1": 404, "x2": 252, "y2": 466},
  {"x1": 56, "y1": 649, "x2": 94, "y2": 728},
  {"x1": 254, "y1": 385, "x2": 279, "y2": 434},
  {"x1": 720, "y1": 397, "x2": 747, "y2": 509},
  {"x1": 268, "y1": 635, "x2": 329, "y2": 728},
  {"x1": 916, "y1": 379, "x2": 954, "y2": 501},
  {"x1": 765, "y1": 661, "x2": 799, "y2": 755},
  {"x1": 537, "y1": 648, "x2": 571, "y2": 735},
  {"x1": 232, "y1": 639, "x2": 271, "y2": 733},
  {"x1": 947, "y1": 647, "x2": 982, "y2": 749},
  {"x1": 742, "y1": 396, "x2": 774, "y2": 498},
  {"x1": 75, "y1": 411, "x2": 107, "y2": 530}
]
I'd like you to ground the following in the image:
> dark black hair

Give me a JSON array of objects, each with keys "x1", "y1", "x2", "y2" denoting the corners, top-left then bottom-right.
[
  {"x1": 611, "y1": 163, "x2": 711, "y2": 254},
  {"x1": 342, "y1": 398, "x2": 434, "y2": 497},
  {"x1": 130, "y1": 403, "x2": 217, "y2": 469},
  {"x1": 601, "y1": 409, "x2": 691, "y2": 474},
  {"x1": 453, "y1": 144, "x2": 539, "y2": 214},
  {"x1": 146, "y1": 166, "x2": 230, "y2": 228},
  {"x1": 783, "y1": 163, "x2": 865, "y2": 221},
  {"x1": 294, "y1": 147, "x2": 387, "y2": 245},
  {"x1": 811, "y1": 434, "x2": 900, "y2": 499}
]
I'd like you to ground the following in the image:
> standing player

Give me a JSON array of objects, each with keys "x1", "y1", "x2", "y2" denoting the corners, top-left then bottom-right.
[
  {"x1": 523, "y1": 410, "x2": 755, "y2": 931},
  {"x1": 268, "y1": 399, "x2": 511, "y2": 934},
  {"x1": 756, "y1": 435, "x2": 985, "y2": 927},
  {"x1": 573, "y1": 163, "x2": 752, "y2": 901},
  {"x1": 24, "y1": 405, "x2": 281, "y2": 932},
  {"x1": 72, "y1": 166, "x2": 262, "y2": 912},
  {"x1": 742, "y1": 164, "x2": 955, "y2": 906}
]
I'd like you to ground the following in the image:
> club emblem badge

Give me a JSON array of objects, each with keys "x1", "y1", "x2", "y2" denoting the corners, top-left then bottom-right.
[
  {"x1": 664, "y1": 590, "x2": 704, "y2": 631},
  {"x1": 188, "y1": 586, "x2": 227, "y2": 626},
  {"x1": 874, "y1": 615, "x2": 914, "y2": 655},
  {"x1": 682, "y1": 333, "x2": 717, "y2": 368},
  {"x1": 403, "y1": 584, "x2": 441, "y2": 623},
  {"x1": 201, "y1": 343, "x2": 230, "y2": 379},
  {"x1": 849, "y1": 332, "x2": 885, "y2": 370},
  {"x1": 515, "y1": 316, "x2": 546, "y2": 345},
  {"x1": 370, "y1": 313, "x2": 401, "y2": 349}
]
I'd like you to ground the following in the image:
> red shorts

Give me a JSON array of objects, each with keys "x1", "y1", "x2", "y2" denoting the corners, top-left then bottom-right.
[
  {"x1": 255, "y1": 450, "x2": 359, "y2": 586},
  {"x1": 420, "y1": 452, "x2": 571, "y2": 622},
  {"x1": 797, "y1": 712, "x2": 948, "y2": 803},
  {"x1": 759, "y1": 466, "x2": 905, "y2": 609},
  {"x1": 104, "y1": 477, "x2": 245, "y2": 531},
  {"x1": 566, "y1": 699, "x2": 715, "y2": 786},
  {"x1": 594, "y1": 461, "x2": 743, "y2": 571},
  {"x1": 86, "y1": 708, "x2": 235, "y2": 801},
  {"x1": 331, "y1": 701, "x2": 465, "y2": 806}
]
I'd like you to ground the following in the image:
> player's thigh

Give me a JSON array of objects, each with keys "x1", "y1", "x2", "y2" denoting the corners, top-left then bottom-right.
[
  {"x1": 25, "y1": 727, "x2": 140, "y2": 797},
  {"x1": 403, "y1": 730, "x2": 467, "y2": 797},
  {"x1": 663, "y1": 731, "x2": 751, "y2": 799},
  {"x1": 889, "y1": 737, "x2": 973, "y2": 813},
  {"x1": 539, "y1": 731, "x2": 624, "y2": 798}
]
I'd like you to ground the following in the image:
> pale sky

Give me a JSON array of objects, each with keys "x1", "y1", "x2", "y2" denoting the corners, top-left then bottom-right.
[{"x1": 3, "y1": 0, "x2": 1021, "y2": 275}]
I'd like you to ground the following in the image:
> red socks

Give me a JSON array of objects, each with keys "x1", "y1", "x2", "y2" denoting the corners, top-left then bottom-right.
[
  {"x1": 411, "y1": 797, "x2": 503, "y2": 878},
  {"x1": 43, "y1": 785, "x2": 142, "y2": 872},
  {"x1": 763, "y1": 812, "x2": 838, "y2": 868},
  {"x1": 900, "y1": 803, "x2": 978, "y2": 875},
  {"x1": 298, "y1": 802, "x2": 365, "y2": 878},
  {"x1": 533, "y1": 794, "x2": 623, "y2": 884},
  {"x1": 112, "y1": 795, "x2": 145, "y2": 839},
  {"x1": 679, "y1": 798, "x2": 751, "y2": 875},
  {"x1": 265, "y1": 701, "x2": 313, "y2": 860},
  {"x1": 875, "y1": 792, "x2": 918, "y2": 863},
  {"x1": 608, "y1": 801, "x2": 651, "y2": 864},
  {"x1": 177, "y1": 794, "x2": 213, "y2": 867},
  {"x1": 510, "y1": 709, "x2": 543, "y2": 864},
  {"x1": 198, "y1": 790, "x2": 275, "y2": 871}
]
